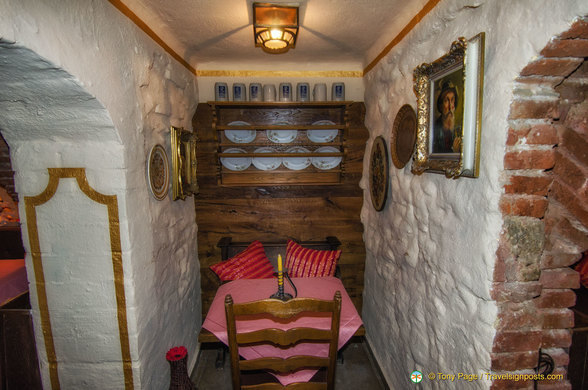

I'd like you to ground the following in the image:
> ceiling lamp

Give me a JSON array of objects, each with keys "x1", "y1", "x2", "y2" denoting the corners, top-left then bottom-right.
[{"x1": 253, "y1": 3, "x2": 299, "y2": 54}]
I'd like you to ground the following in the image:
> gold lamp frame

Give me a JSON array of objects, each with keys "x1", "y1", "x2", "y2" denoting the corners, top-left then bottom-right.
[{"x1": 253, "y1": 3, "x2": 299, "y2": 54}]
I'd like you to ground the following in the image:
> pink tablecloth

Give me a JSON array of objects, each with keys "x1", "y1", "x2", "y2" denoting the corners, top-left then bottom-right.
[
  {"x1": 0, "y1": 259, "x2": 28, "y2": 306},
  {"x1": 202, "y1": 276, "x2": 363, "y2": 385}
]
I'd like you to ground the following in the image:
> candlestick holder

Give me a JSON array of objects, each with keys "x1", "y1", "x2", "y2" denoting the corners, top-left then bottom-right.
[{"x1": 270, "y1": 269, "x2": 294, "y2": 301}]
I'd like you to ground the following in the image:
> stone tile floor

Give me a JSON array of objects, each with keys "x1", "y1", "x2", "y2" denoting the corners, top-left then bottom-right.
[{"x1": 191, "y1": 338, "x2": 388, "y2": 389}]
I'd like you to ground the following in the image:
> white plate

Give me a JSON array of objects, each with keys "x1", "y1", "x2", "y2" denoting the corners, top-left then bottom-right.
[
  {"x1": 312, "y1": 146, "x2": 342, "y2": 170},
  {"x1": 307, "y1": 120, "x2": 338, "y2": 143},
  {"x1": 283, "y1": 147, "x2": 311, "y2": 170},
  {"x1": 267, "y1": 122, "x2": 297, "y2": 143},
  {"x1": 225, "y1": 121, "x2": 256, "y2": 143},
  {"x1": 252, "y1": 147, "x2": 281, "y2": 171},
  {"x1": 220, "y1": 148, "x2": 252, "y2": 171}
]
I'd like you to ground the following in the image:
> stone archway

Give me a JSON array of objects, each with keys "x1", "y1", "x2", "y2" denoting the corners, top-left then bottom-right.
[
  {"x1": 491, "y1": 17, "x2": 587, "y2": 389},
  {"x1": 0, "y1": 40, "x2": 134, "y2": 389}
]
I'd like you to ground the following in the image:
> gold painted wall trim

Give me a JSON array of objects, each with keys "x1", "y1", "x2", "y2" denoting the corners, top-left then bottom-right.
[
  {"x1": 363, "y1": 0, "x2": 442, "y2": 75},
  {"x1": 196, "y1": 69, "x2": 363, "y2": 78},
  {"x1": 24, "y1": 168, "x2": 133, "y2": 390},
  {"x1": 108, "y1": 0, "x2": 197, "y2": 76}
]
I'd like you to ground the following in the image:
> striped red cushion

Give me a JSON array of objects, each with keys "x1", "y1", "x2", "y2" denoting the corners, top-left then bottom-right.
[
  {"x1": 210, "y1": 241, "x2": 274, "y2": 281},
  {"x1": 285, "y1": 240, "x2": 341, "y2": 278}
]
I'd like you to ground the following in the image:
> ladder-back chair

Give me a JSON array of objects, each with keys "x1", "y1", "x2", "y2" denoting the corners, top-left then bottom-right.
[{"x1": 224, "y1": 291, "x2": 342, "y2": 390}]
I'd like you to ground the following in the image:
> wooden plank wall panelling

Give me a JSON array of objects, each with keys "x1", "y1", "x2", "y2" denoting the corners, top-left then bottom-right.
[{"x1": 192, "y1": 102, "x2": 369, "y2": 317}]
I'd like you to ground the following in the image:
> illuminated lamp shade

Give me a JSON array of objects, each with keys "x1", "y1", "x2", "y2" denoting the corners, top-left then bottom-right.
[{"x1": 253, "y1": 3, "x2": 299, "y2": 54}]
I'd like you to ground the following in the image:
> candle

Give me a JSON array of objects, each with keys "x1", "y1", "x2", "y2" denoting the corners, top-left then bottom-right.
[{"x1": 277, "y1": 254, "x2": 283, "y2": 288}]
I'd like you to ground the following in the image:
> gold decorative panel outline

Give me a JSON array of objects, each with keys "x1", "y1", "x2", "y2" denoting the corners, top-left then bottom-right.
[{"x1": 24, "y1": 168, "x2": 133, "y2": 390}]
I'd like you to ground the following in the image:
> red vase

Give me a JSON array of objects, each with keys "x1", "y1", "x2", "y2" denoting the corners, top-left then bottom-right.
[{"x1": 166, "y1": 346, "x2": 195, "y2": 390}]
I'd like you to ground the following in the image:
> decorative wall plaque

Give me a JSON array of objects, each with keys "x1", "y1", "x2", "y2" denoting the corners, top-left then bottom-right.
[
  {"x1": 369, "y1": 136, "x2": 389, "y2": 211},
  {"x1": 147, "y1": 144, "x2": 170, "y2": 200},
  {"x1": 390, "y1": 104, "x2": 417, "y2": 169}
]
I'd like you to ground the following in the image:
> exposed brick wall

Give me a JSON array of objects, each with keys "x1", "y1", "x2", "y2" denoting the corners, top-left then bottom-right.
[
  {"x1": 0, "y1": 132, "x2": 17, "y2": 202},
  {"x1": 491, "y1": 16, "x2": 587, "y2": 390}
]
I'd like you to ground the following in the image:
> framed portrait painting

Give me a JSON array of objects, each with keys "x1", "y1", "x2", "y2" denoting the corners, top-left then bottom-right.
[{"x1": 412, "y1": 33, "x2": 485, "y2": 178}]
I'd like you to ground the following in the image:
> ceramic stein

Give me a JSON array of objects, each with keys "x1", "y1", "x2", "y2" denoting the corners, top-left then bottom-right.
[
  {"x1": 279, "y1": 83, "x2": 292, "y2": 102},
  {"x1": 313, "y1": 83, "x2": 327, "y2": 101},
  {"x1": 332, "y1": 82, "x2": 345, "y2": 101},
  {"x1": 249, "y1": 83, "x2": 262, "y2": 102},
  {"x1": 232, "y1": 83, "x2": 246, "y2": 101},
  {"x1": 263, "y1": 84, "x2": 276, "y2": 102},
  {"x1": 214, "y1": 82, "x2": 228, "y2": 101},
  {"x1": 296, "y1": 82, "x2": 310, "y2": 102}
]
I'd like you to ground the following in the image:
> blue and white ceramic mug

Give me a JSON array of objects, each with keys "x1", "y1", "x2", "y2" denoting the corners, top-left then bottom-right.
[
  {"x1": 332, "y1": 82, "x2": 345, "y2": 101},
  {"x1": 214, "y1": 82, "x2": 228, "y2": 101},
  {"x1": 296, "y1": 82, "x2": 310, "y2": 102},
  {"x1": 249, "y1": 83, "x2": 262, "y2": 102},
  {"x1": 232, "y1": 83, "x2": 246, "y2": 101},
  {"x1": 279, "y1": 82, "x2": 292, "y2": 102}
]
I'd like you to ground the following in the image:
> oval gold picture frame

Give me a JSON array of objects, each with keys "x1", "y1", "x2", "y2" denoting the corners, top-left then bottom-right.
[
  {"x1": 390, "y1": 104, "x2": 417, "y2": 169},
  {"x1": 369, "y1": 136, "x2": 389, "y2": 212},
  {"x1": 147, "y1": 144, "x2": 170, "y2": 200}
]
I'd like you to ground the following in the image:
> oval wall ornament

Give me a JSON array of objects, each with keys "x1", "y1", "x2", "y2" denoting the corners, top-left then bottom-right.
[
  {"x1": 390, "y1": 104, "x2": 417, "y2": 169},
  {"x1": 369, "y1": 136, "x2": 389, "y2": 211}
]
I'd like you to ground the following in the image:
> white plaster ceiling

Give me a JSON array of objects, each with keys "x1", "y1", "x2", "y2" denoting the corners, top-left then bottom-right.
[{"x1": 120, "y1": 0, "x2": 430, "y2": 70}]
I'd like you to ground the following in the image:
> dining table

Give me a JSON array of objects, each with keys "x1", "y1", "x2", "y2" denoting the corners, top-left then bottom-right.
[{"x1": 199, "y1": 276, "x2": 364, "y2": 385}]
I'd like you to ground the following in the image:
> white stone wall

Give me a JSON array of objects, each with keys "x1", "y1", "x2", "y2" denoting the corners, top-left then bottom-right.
[
  {"x1": 0, "y1": 0, "x2": 200, "y2": 389},
  {"x1": 361, "y1": 1, "x2": 588, "y2": 388}
]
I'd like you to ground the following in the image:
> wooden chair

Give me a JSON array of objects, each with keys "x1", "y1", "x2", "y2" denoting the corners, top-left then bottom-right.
[{"x1": 224, "y1": 291, "x2": 342, "y2": 390}]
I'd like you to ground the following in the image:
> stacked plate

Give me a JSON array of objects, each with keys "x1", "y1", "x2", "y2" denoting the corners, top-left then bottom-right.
[
  {"x1": 225, "y1": 121, "x2": 256, "y2": 143},
  {"x1": 312, "y1": 146, "x2": 342, "y2": 170},
  {"x1": 283, "y1": 147, "x2": 311, "y2": 170},
  {"x1": 220, "y1": 148, "x2": 251, "y2": 171},
  {"x1": 252, "y1": 147, "x2": 281, "y2": 170},
  {"x1": 307, "y1": 120, "x2": 338, "y2": 143},
  {"x1": 267, "y1": 122, "x2": 297, "y2": 143}
]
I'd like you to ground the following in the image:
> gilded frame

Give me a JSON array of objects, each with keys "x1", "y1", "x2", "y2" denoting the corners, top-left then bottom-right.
[
  {"x1": 171, "y1": 126, "x2": 199, "y2": 200},
  {"x1": 412, "y1": 33, "x2": 485, "y2": 178}
]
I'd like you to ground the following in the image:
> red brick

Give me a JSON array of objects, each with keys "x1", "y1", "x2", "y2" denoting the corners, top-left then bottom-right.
[
  {"x1": 541, "y1": 38, "x2": 588, "y2": 58},
  {"x1": 490, "y1": 375, "x2": 534, "y2": 389},
  {"x1": 541, "y1": 252, "x2": 582, "y2": 269},
  {"x1": 559, "y1": 126, "x2": 588, "y2": 166},
  {"x1": 536, "y1": 381, "x2": 571, "y2": 390},
  {"x1": 521, "y1": 58, "x2": 584, "y2": 77},
  {"x1": 559, "y1": 18, "x2": 588, "y2": 39},
  {"x1": 492, "y1": 282, "x2": 542, "y2": 302},
  {"x1": 515, "y1": 75, "x2": 565, "y2": 88},
  {"x1": 542, "y1": 329, "x2": 572, "y2": 348},
  {"x1": 504, "y1": 175, "x2": 552, "y2": 196},
  {"x1": 527, "y1": 124, "x2": 559, "y2": 145},
  {"x1": 491, "y1": 351, "x2": 538, "y2": 370},
  {"x1": 541, "y1": 308, "x2": 574, "y2": 329},
  {"x1": 539, "y1": 268, "x2": 580, "y2": 289},
  {"x1": 504, "y1": 150, "x2": 556, "y2": 170},
  {"x1": 493, "y1": 330, "x2": 542, "y2": 352},
  {"x1": 496, "y1": 301, "x2": 541, "y2": 331},
  {"x1": 499, "y1": 195, "x2": 549, "y2": 218},
  {"x1": 550, "y1": 180, "x2": 588, "y2": 228},
  {"x1": 535, "y1": 289, "x2": 576, "y2": 309},
  {"x1": 509, "y1": 99, "x2": 560, "y2": 120},
  {"x1": 553, "y1": 150, "x2": 587, "y2": 191},
  {"x1": 555, "y1": 79, "x2": 588, "y2": 104},
  {"x1": 545, "y1": 210, "x2": 588, "y2": 252}
]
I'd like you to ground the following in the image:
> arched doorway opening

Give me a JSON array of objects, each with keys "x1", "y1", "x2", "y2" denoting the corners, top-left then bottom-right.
[{"x1": 492, "y1": 17, "x2": 587, "y2": 389}]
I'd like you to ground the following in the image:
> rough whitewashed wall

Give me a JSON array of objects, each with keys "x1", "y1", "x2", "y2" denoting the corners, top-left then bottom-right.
[
  {"x1": 361, "y1": 0, "x2": 588, "y2": 388},
  {"x1": 0, "y1": 0, "x2": 199, "y2": 388}
]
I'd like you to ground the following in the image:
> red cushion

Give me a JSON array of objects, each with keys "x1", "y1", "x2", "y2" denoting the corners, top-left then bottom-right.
[
  {"x1": 285, "y1": 240, "x2": 341, "y2": 277},
  {"x1": 575, "y1": 252, "x2": 588, "y2": 289},
  {"x1": 210, "y1": 241, "x2": 274, "y2": 281}
]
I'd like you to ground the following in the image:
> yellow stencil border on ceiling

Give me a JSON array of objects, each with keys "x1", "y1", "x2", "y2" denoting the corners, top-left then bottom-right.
[
  {"x1": 24, "y1": 168, "x2": 133, "y2": 390},
  {"x1": 196, "y1": 70, "x2": 362, "y2": 78}
]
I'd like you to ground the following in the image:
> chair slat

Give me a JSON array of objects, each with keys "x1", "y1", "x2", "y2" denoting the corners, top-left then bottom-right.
[
  {"x1": 236, "y1": 327, "x2": 333, "y2": 346},
  {"x1": 240, "y1": 356, "x2": 329, "y2": 372},
  {"x1": 225, "y1": 291, "x2": 341, "y2": 390}
]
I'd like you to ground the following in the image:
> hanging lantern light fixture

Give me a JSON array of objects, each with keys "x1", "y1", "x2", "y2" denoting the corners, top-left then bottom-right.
[{"x1": 253, "y1": 3, "x2": 299, "y2": 54}]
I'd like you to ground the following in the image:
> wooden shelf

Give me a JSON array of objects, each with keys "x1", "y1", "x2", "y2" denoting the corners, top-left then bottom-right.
[{"x1": 210, "y1": 102, "x2": 351, "y2": 186}]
